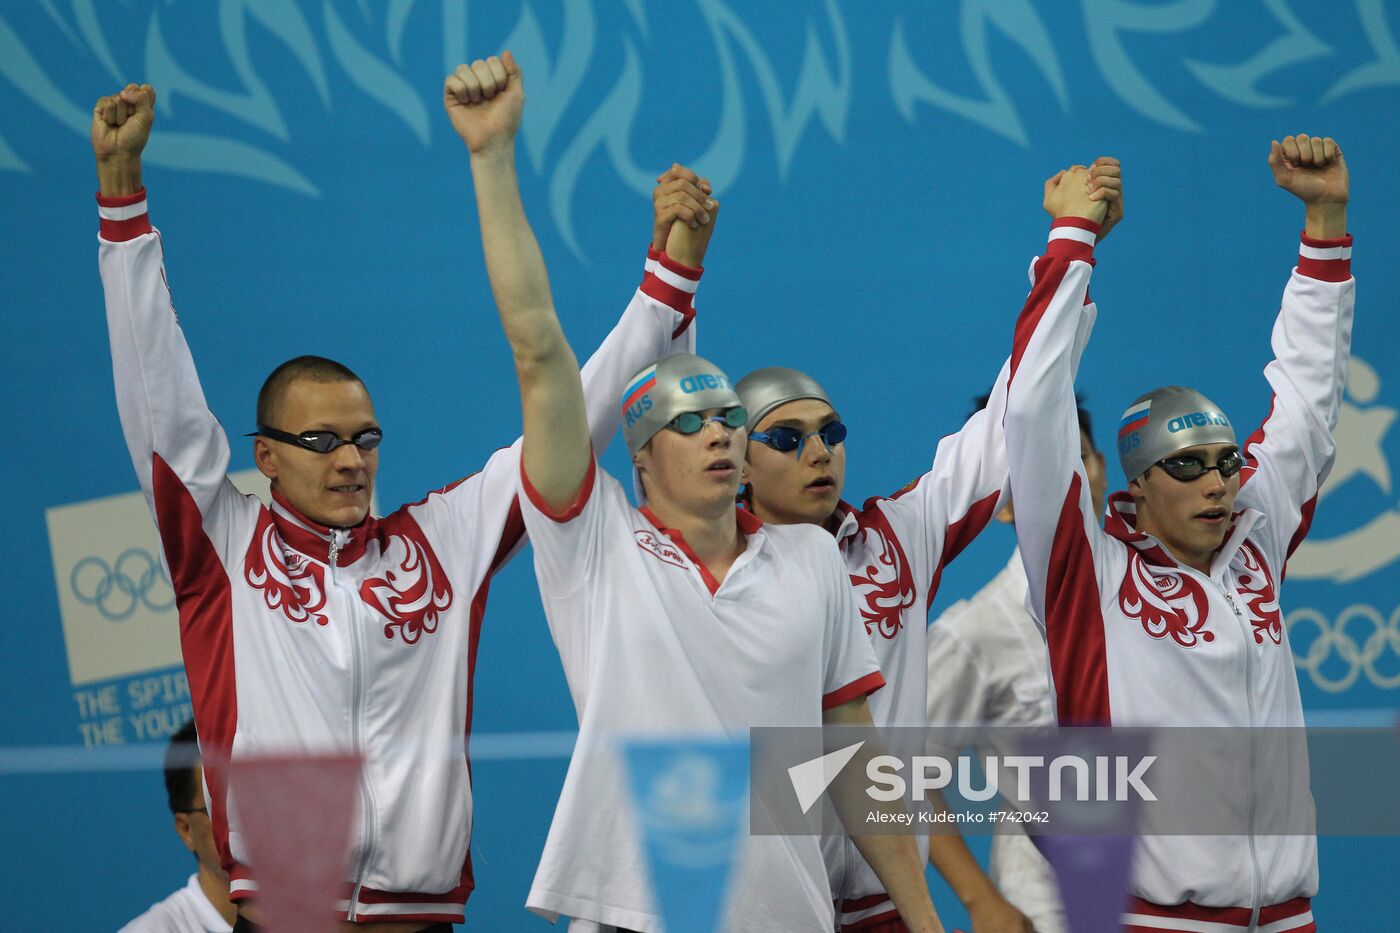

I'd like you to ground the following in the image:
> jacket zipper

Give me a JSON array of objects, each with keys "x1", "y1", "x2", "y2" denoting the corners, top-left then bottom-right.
[
  {"x1": 328, "y1": 529, "x2": 379, "y2": 921},
  {"x1": 1220, "y1": 585, "x2": 1262, "y2": 931}
]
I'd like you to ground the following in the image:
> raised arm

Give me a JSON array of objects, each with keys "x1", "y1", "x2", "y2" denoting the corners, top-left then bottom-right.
[
  {"x1": 576, "y1": 164, "x2": 718, "y2": 454},
  {"x1": 445, "y1": 53, "x2": 588, "y2": 509},
  {"x1": 1004, "y1": 167, "x2": 1112, "y2": 722},
  {"x1": 875, "y1": 163, "x2": 1118, "y2": 594},
  {"x1": 1238, "y1": 134, "x2": 1353, "y2": 563},
  {"x1": 94, "y1": 83, "x2": 244, "y2": 544}
]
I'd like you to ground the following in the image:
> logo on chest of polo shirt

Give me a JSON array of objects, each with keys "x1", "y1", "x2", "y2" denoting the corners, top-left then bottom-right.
[
  {"x1": 1118, "y1": 551, "x2": 1212, "y2": 648},
  {"x1": 245, "y1": 514, "x2": 329, "y2": 627},
  {"x1": 1234, "y1": 542, "x2": 1282, "y2": 646},
  {"x1": 635, "y1": 530, "x2": 688, "y2": 570},
  {"x1": 848, "y1": 511, "x2": 916, "y2": 640}
]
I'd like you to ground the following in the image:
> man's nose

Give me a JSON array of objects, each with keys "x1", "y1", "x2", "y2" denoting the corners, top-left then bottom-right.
[
  {"x1": 803, "y1": 434, "x2": 833, "y2": 465},
  {"x1": 1199, "y1": 469, "x2": 1227, "y2": 497},
  {"x1": 332, "y1": 443, "x2": 365, "y2": 471}
]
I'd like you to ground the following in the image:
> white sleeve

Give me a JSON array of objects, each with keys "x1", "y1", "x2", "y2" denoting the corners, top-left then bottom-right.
[
  {"x1": 873, "y1": 302, "x2": 1097, "y2": 606},
  {"x1": 1235, "y1": 233, "x2": 1355, "y2": 568},
  {"x1": 1004, "y1": 219, "x2": 1117, "y2": 725},
  {"x1": 819, "y1": 537, "x2": 886, "y2": 709},
  {"x1": 99, "y1": 191, "x2": 258, "y2": 575},
  {"x1": 580, "y1": 248, "x2": 701, "y2": 454}
]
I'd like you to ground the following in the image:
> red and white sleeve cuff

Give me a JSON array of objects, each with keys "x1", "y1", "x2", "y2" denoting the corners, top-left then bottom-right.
[
  {"x1": 639, "y1": 246, "x2": 703, "y2": 338},
  {"x1": 1297, "y1": 231, "x2": 1352, "y2": 282},
  {"x1": 1045, "y1": 217, "x2": 1099, "y2": 262},
  {"x1": 822, "y1": 670, "x2": 886, "y2": 710},
  {"x1": 520, "y1": 453, "x2": 597, "y2": 523},
  {"x1": 96, "y1": 189, "x2": 151, "y2": 241}
]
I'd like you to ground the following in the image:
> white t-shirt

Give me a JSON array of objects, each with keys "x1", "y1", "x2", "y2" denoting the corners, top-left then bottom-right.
[
  {"x1": 120, "y1": 873, "x2": 233, "y2": 933},
  {"x1": 520, "y1": 458, "x2": 885, "y2": 932},
  {"x1": 926, "y1": 550, "x2": 1066, "y2": 933}
]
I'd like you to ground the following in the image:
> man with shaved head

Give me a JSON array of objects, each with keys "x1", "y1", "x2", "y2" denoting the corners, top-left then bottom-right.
[{"x1": 92, "y1": 66, "x2": 713, "y2": 929}]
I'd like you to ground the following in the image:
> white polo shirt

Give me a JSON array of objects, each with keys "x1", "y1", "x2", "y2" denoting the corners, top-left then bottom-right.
[
  {"x1": 519, "y1": 457, "x2": 885, "y2": 932},
  {"x1": 120, "y1": 873, "x2": 233, "y2": 933}
]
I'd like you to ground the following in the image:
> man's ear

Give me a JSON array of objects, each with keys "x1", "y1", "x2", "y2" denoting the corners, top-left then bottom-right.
[
  {"x1": 173, "y1": 813, "x2": 196, "y2": 854},
  {"x1": 253, "y1": 438, "x2": 277, "y2": 480}
]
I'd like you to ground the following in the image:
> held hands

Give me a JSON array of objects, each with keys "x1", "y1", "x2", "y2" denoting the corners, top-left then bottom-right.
[
  {"x1": 653, "y1": 163, "x2": 719, "y2": 266},
  {"x1": 652, "y1": 163, "x2": 714, "y2": 251},
  {"x1": 444, "y1": 52, "x2": 523, "y2": 155},
  {"x1": 1088, "y1": 156, "x2": 1123, "y2": 242},
  {"x1": 1042, "y1": 165, "x2": 1108, "y2": 226}
]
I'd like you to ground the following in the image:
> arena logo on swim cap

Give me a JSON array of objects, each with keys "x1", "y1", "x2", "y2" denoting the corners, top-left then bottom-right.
[
  {"x1": 679, "y1": 373, "x2": 730, "y2": 393},
  {"x1": 1167, "y1": 411, "x2": 1231, "y2": 433},
  {"x1": 622, "y1": 365, "x2": 657, "y2": 427},
  {"x1": 1117, "y1": 400, "x2": 1151, "y2": 453}
]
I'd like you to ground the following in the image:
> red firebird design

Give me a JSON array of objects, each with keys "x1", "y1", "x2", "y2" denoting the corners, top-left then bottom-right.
[
  {"x1": 848, "y1": 510, "x2": 917, "y2": 640},
  {"x1": 1119, "y1": 549, "x2": 1214, "y2": 648},
  {"x1": 1234, "y1": 542, "x2": 1283, "y2": 645},
  {"x1": 360, "y1": 524, "x2": 453, "y2": 645},
  {"x1": 244, "y1": 514, "x2": 328, "y2": 626}
]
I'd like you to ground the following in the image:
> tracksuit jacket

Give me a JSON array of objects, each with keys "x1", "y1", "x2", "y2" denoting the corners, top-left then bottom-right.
[
  {"x1": 1005, "y1": 216, "x2": 1353, "y2": 933},
  {"x1": 97, "y1": 188, "x2": 698, "y2": 924}
]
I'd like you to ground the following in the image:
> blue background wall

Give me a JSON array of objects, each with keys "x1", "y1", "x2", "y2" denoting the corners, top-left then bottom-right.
[{"x1": 4, "y1": 1, "x2": 1398, "y2": 928}]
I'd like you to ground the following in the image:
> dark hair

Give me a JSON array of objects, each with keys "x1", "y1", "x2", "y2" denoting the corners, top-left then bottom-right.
[
  {"x1": 972, "y1": 391, "x2": 1096, "y2": 451},
  {"x1": 256, "y1": 355, "x2": 364, "y2": 428},
  {"x1": 164, "y1": 719, "x2": 202, "y2": 814}
]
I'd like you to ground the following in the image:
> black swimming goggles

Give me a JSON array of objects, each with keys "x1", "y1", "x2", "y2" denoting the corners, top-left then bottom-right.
[
  {"x1": 1153, "y1": 450, "x2": 1244, "y2": 482},
  {"x1": 249, "y1": 425, "x2": 383, "y2": 454}
]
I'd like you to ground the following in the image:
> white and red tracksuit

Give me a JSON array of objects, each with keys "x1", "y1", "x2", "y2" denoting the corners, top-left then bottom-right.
[
  {"x1": 825, "y1": 293, "x2": 1096, "y2": 931},
  {"x1": 1004, "y1": 217, "x2": 1353, "y2": 933},
  {"x1": 97, "y1": 189, "x2": 700, "y2": 923}
]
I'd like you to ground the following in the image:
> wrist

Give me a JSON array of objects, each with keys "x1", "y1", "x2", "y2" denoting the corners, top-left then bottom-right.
[
  {"x1": 467, "y1": 139, "x2": 516, "y2": 163},
  {"x1": 96, "y1": 155, "x2": 143, "y2": 198},
  {"x1": 1304, "y1": 202, "x2": 1347, "y2": 239}
]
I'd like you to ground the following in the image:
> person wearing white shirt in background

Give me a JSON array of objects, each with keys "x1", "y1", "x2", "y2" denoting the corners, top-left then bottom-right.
[
  {"x1": 923, "y1": 397, "x2": 1108, "y2": 933},
  {"x1": 447, "y1": 48, "x2": 944, "y2": 933},
  {"x1": 121, "y1": 720, "x2": 235, "y2": 933}
]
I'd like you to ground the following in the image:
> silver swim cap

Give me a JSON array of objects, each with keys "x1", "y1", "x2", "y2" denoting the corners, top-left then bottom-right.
[
  {"x1": 1117, "y1": 386, "x2": 1236, "y2": 482},
  {"x1": 621, "y1": 352, "x2": 744, "y2": 456},
  {"x1": 735, "y1": 367, "x2": 834, "y2": 429}
]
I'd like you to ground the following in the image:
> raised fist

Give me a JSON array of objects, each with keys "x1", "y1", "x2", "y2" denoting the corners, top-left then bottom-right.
[
  {"x1": 652, "y1": 163, "x2": 714, "y2": 253},
  {"x1": 1042, "y1": 165, "x2": 1107, "y2": 225},
  {"x1": 444, "y1": 52, "x2": 523, "y2": 155},
  {"x1": 1088, "y1": 156, "x2": 1124, "y2": 242},
  {"x1": 1269, "y1": 134, "x2": 1347, "y2": 206},
  {"x1": 92, "y1": 83, "x2": 156, "y2": 162}
]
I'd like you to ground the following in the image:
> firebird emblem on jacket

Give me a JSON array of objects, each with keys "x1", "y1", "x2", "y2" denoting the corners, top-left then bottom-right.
[
  {"x1": 1235, "y1": 542, "x2": 1283, "y2": 646},
  {"x1": 361, "y1": 529, "x2": 453, "y2": 645},
  {"x1": 848, "y1": 511, "x2": 916, "y2": 640},
  {"x1": 1119, "y1": 550, "x2": 1213, "y2": 648},
  {"x1": 245, "y1": 517, "x2": 328, "y2": 626}
]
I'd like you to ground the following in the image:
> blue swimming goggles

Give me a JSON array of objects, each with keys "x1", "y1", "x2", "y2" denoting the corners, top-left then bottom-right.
[{"x1": 749, "y1": 420, "x2": 848, "y2": 458}]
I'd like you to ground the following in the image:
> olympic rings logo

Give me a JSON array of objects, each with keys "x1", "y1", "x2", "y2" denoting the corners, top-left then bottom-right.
[
  {"x1": 70, "y1": 549, "x2": 176, "y2": 621},
  {"x1": 1287, "y1": 604, "x2": 1400, "y2": 693}
]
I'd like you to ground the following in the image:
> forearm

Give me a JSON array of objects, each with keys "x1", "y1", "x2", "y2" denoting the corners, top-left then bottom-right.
[
  {"x1": 927, "y1": 829, "x2": 1002, "y2": 913},
  {"x1": 850, "y1": 833, "x2": 943, "y2": 933},
  {"x1": 1304, "y1": 202, "x2": 1346, "y2": 239},
  {"x1": 469, "y1": 144, "x2": 567, "y2": 366}
]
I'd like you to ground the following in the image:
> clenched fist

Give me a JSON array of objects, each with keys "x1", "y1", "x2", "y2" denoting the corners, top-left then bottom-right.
[
  {"x1": 1269, "y1": 134, "x2": 1348, "y2": 239},
  {"x1": 444, "y1": 52, "x2": 524, "y2": 155},
  {"x1": 92, "y1": 83, "x2": 155, "y2": 196}
]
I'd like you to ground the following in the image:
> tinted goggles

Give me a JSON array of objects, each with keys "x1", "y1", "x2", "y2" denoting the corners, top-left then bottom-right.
[
  {"x1": 251, "y1": 425, "x2": 383, "y2": 454},
  {"x1": 667, "y1": 406, "x2": 748, "y2": 435},
  {"x1": 749, "y1": 420, "x2": 848, "y2": 457},
  {"x1": 1154, "y1": 450, "x2": 1243, "y2": 482}
]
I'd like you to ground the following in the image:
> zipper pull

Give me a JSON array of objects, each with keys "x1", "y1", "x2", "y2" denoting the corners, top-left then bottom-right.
[
  {"x1": 1223, "y1": 590, "x2": 1243, "y2": 620},
  {"x1": 328, "y1": 529, "x2": 345, "y2": 566}
]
